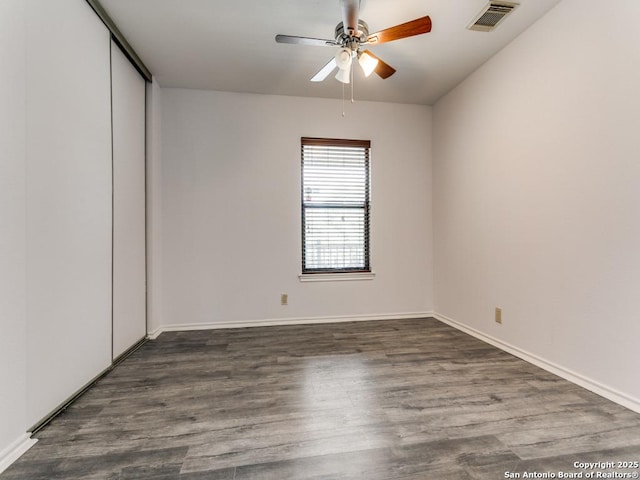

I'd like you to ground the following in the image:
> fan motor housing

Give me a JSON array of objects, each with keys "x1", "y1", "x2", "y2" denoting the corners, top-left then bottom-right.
[{"x1": 335, "y1": 20, "x2": 369, "y2": 48}]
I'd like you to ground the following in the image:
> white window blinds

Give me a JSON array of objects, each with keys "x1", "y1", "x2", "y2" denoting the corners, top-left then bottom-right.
[{"x1": 301, "y1": 137, "x2": 371, "y2": 273}]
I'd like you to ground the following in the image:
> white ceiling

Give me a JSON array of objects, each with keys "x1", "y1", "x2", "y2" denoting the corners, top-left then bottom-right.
[{"x1": 100, "y1": 0, "x2": 562, "y2": 105}]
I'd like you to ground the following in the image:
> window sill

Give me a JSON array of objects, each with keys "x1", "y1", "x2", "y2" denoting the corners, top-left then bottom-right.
[{"x1": 298, "y1": 272, "x2": 376, "y2": 282}]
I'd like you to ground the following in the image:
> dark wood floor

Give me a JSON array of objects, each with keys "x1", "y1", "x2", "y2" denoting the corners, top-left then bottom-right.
[{"x1": 3, "y1": 318, "x2": 640, "y2": 479}]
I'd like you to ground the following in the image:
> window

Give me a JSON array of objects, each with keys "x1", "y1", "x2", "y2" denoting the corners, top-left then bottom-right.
[{"x1": 301, "y1": 137, "x2": 371, "y2": 274}]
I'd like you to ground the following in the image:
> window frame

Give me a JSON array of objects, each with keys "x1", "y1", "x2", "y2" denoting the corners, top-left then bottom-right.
[{"x1": 300, "y1": 137, "x2": 372, "y2": 276}]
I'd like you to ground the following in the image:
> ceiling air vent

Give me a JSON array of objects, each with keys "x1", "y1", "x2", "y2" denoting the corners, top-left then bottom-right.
[{"x1": 468, "y1": 1, "x2": 519, "y2": 32}]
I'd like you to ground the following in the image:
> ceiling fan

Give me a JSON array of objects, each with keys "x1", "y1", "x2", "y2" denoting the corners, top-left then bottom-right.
[{"x1": 275, "y1": 0, "x2": 432, "y2": 83}]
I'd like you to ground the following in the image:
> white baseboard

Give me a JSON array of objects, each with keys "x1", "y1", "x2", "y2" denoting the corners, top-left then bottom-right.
[
  {"x1": 147, "y1": 311, "x2": 434, "y2": 340},
  {"x1": 433, "y1": 312, "x2": 640, "y2": 414},
  {"x1": 0, "y1": 434, "x2": 37, "y2": 474}
]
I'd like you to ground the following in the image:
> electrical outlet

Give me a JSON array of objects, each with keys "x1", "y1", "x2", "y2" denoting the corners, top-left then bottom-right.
[
  {"x1": 495, "y1": 307, "x2": 502, "y2": 324},
  {"x1": 281, "y1": 293, "x2": 288, "y2": 306}
]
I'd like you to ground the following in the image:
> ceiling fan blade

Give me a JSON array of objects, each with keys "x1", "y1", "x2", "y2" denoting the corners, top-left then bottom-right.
[
  {"x1": 366, "y1": 16, "x2": 432, "y2": 45},
  {"x1": 341, "y1": 0, "x2": 360, "y2": 35},
  {"x1": 310, "y1": 58, "x2": 338, "y2": 82},
  {"x1": 361, "y1": 50, "x2": 396, "y2": 79},
  {"x1": 275, "y1": 35, "x2": 338, "y2": 47}
]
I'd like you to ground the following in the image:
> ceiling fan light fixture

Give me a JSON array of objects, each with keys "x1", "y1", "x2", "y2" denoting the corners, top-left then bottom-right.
[
  {"x1": 335, "y1": 67, "x2": 351, "y2": 84},
  {"x1": 358, "y1": 51, "x2": 378, "y2": 77},
  {"x1": 334, "y1": 48, "x2": 352, "y2": 70},
  {"x1": 276, "y1": 0, "x2": 433, "y2": 87}
]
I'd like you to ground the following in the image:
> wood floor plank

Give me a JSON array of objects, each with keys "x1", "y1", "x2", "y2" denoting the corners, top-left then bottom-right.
[{"x1": 2, "y1": 318, "x2": 639, "y2": 479}]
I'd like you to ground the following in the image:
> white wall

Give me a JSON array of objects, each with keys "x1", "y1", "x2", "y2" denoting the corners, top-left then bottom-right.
[
  {"x1": 160, "y1": 89, "x2": 433, "y2": 328},
  {"x1": 25, "y1": 0, "x2": 113, "y2": 424},
  {"x1": 433, "y1": 0, "x2": 640, "y2": 407},
  {"x1": 0, "y1": 0, "x2": 29, "y2": 462}
]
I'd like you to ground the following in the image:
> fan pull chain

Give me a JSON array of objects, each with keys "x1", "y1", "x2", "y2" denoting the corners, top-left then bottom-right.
[
  {"x1": 351, "y1": 59, "x2": 354, "y2": 103},
  {"x1": 342, "y1": 82, "x2": 345, "y2": 117}
]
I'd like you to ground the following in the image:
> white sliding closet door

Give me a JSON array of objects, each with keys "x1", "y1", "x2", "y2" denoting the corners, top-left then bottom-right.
[
  {"x1": 26, "y1": 0, "x2": 112, "y2": 425},
  {"x1": 111, "y1": 41, "x2": 147, "y2": 359}
]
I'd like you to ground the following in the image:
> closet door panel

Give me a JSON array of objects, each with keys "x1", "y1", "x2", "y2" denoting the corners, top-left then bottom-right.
[
  {"x1": 111, "y1": 41, "x2": 147, "y2": 359},
  {"x1": 26, "y1": 0, "x2": 112, "y2": 425}
]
